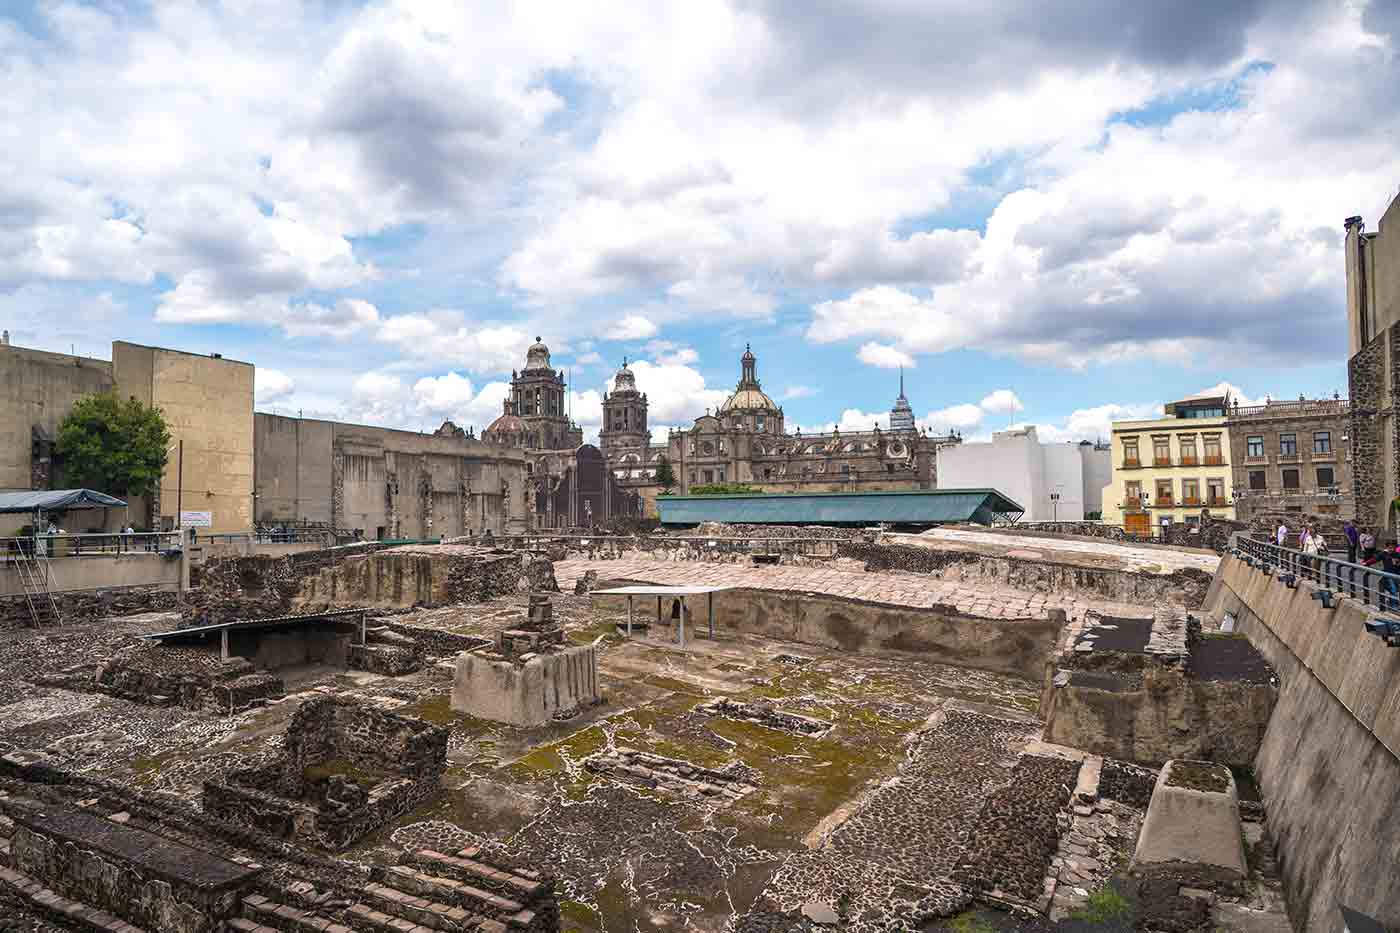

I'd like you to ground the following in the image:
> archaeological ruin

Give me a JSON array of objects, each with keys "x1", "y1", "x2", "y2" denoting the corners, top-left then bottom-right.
[{"x1": 0, "y1": 520, "x2": 1392, "y2": 933}]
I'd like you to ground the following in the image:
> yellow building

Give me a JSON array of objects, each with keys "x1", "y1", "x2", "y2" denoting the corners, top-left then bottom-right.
[{"x1": 1101, "y1": 393, "x2": 1235, "y2": 535}]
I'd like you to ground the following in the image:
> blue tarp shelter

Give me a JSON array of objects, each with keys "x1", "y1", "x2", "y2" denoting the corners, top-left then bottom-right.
[{"x1": 0, "y1": 489, "x2": 127, "y2": 513}]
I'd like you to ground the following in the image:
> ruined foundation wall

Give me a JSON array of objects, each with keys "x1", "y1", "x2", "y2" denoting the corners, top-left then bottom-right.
[
  {"x1": 1204, "y1": 555, "x2": 1400, "y2": 932},
  {"x1": 599, "y1": 588, "x2": 1060, "y2": 680},
  {"x1": 1043, "y1": 669, "x2": 1275, "y2": 766},
  {"x1": 296, "y1": 548, "x2": 521, "y2": 610},
  {"x1": 451, "y1": 644, "x2": 601, "y2": 726},
  {"x1": 841, "y1": 541, "x2": 1213, "y2": 609}
]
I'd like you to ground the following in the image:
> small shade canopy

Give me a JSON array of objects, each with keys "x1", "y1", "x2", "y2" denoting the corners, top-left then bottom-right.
[{"x1": 0, "y1": 489, "x2": 127, "y2": 514}]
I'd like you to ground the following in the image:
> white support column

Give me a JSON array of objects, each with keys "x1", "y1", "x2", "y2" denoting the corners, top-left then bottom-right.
[
  {"x1": 709, "y1": 592, "x2": 715, "y2": 638},
  {"x1": 220, "y1": 628, "x2": 229, "y2": 660},
  {"x1": 627, "y1": 595, "x2": 634, "y2": 637},
  {"x1": 678, "y1": 597, "x2": 686, "y2": 649}
]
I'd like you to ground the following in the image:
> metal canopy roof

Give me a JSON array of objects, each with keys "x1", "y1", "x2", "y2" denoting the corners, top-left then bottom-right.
[
  {"x1": 656, "y1": 488, "x2": 1024, "y2": 527},
  {"x1": 593, "y1": 585, "x2": 735, "y2": 596},
  {"x1": 0, "y1": 489, "x2": 127, "y2": 514},
  {"x1": 143, "y1": 608, "x2": 367, "y2": 642}
]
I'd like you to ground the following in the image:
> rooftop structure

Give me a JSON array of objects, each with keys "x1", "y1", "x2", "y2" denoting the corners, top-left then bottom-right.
[{"x1": 656, "y1": 487, "x2": 1024, "y2": 527}]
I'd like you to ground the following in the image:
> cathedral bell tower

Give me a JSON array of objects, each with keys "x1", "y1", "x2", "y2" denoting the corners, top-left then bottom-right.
[{"x1": 600, "y1": 358, "x2": 649, "y2": 466}]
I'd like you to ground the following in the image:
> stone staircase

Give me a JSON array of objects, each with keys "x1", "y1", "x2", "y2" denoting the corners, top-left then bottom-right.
[
  {"x1": 0, "y1": 805, "x2": 150, "y2": 932},
  {"x1": 225, "y1": 846, "x2": 555, "y2": 933}
]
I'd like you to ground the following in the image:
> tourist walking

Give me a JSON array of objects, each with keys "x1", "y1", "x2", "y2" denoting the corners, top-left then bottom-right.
[
  {"x1": 1276, "y1": 521, "x2": 1289, "y2": 547},
  {"x1": 1380, "y1": 542, "x2": 1400, "y2": 610},
  {"x1": 1302, "y1": 526, "x2": 1320, "y2": 580},
  {"x1": 1345, "y1": 520, "x2": 1360, "y2": 563},
  {"x1": 1362, "y1": 529, "x2": 1377, "y2": 562}
]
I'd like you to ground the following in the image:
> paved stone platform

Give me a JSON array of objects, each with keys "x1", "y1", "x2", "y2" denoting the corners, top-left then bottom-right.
[
  {"x1": 906, "y1": 528, "x2": 1221, "y2": 574},
  {"x1": 557, "y1": 557, "x2": 1151, "y2": 624}
]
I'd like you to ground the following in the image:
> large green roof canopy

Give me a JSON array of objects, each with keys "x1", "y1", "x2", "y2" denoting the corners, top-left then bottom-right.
[
  {"x1": 0, "y1": 489, "x2": 127, "y2": 514},
  {"x1": 657, "y1": 488, "x2": 1024, "y2": 527}
]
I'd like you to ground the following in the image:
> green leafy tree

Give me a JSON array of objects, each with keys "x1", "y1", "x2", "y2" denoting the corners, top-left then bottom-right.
[
  {"x1": 56, "y1": 393, "x2": 171, "y2": 496},
  {"x1": 653, "y1": 456, "x2": 677, "y2": 493}
]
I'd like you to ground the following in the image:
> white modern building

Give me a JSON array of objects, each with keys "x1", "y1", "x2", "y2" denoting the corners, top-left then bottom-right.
[{"x1": 936, "y1": 426, "x2": 1111, "y2": 522}]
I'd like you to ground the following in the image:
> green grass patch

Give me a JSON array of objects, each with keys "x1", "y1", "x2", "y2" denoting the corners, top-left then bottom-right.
[
  {"x1": 1071, "y1": 886, "x2": 1132, "y2": 923},
  {"x1": 946, "y1": 911, "x2": 995, "y2": 933}
]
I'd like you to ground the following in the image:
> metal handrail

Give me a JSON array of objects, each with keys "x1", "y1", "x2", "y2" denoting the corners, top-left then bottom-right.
[
  {"x1": 1234, "y1": 535, "x2": 1400, "y2": 612},
  {"x1": 2, "y1": 532, "x2": 182, "y2": 558}
]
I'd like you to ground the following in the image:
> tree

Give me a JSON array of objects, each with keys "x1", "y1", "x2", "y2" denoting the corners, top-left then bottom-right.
[
  {"x1": 56, "y1": 392, "x2": 171, "y2": 497},
  {"x1": 689, "y1": 483, "x2": 762, "y2": 495},
  {"x1": 653, "y1": 455, "x2": 677, "y2": 493}
]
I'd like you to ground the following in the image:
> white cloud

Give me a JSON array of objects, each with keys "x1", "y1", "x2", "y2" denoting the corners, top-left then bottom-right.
[
  {"x1": 376, "y1": 314, "x2": 533, "y2": 374},
  {"x1": 255, "y1": 368, "x2": 295, "y2": 403},
  {"x1": 625, "y1": 358, "x2": 730, "y2": 424},
  {"x1": 856, "y1": 342, "x2": 915, "y2": 369},
  {"x1": 925, "y1": 403, "x2": 985, "y2": 431},
  {"x1": 978, "y1": 389, "x2": 1024, "y2": 415},
  {"x1": 782, "y1": 384, "x2": 817, "y2": 400},
  {"x1": 611, "y1": 314, "x2": 659, "y2": 340},
  {"x1": 1007, "y1": 402, "x2": 1160, "y2": 444}
]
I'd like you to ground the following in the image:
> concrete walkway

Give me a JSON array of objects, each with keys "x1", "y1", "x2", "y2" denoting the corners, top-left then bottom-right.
[{"x1": 907, "y1": 528, "x2": 1221, "y2": 574}]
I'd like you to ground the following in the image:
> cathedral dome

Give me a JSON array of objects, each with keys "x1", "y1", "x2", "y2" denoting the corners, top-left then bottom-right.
[
  {"x1": 523, "y1": 336, "x2": 552, "y2": 372},
  {"x1": 613, "y1": 358, "x2": 636, "y2": 392},
  {"x1": 721, "y1": 386, "x2": 778, "y2": 412},
  {"x1": 486, "y1": 411, "x2": 526, "y2": 436}
]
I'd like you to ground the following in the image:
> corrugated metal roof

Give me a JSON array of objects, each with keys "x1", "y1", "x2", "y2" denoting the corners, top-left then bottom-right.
[
  {"x1": 0, "y1": 489, "x2": 127, "y2": 514},
  {"x1": 656, "y1": 488, "x2": 1024, "y2": 526}
]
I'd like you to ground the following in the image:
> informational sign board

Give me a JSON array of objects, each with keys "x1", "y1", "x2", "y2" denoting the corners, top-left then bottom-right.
[{"x1": 180, "y1": 511, "x2": 213, "y2": 528}]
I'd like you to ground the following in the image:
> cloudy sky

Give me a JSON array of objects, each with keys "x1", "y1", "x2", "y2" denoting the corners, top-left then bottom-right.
[{"x1": 4, "y1": 0, "x2": 1398, "y2": 445}]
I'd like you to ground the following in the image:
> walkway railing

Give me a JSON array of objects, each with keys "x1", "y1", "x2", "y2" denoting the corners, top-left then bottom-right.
[
  {"x1": 494, "y1": 533, "x2": 849, "y2": 559},
  {"x1": 1, "y1": 532, "x2": 182, "y2": 559},
  {"x1": 1232, "y1": 535, "x2": 1400, "y2": 613}
]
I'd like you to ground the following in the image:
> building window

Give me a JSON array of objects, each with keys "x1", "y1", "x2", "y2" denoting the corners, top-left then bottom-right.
[
  {"x1": 1122, "y1": 437, "x2": 1140, "y2": 467},
  {"x1": 1179, "y1": 437, "x2": 1198, "y2": 464},
  {"x1": 1282, "y1": 468, "x2": 1300, "y2": 489},
  {"x1": 1182, "y1": 479, "x2": 1200, "y2": 505},
  {"x1": 718, "y1": 469, "x2": 726, "y2": 482},
  {"x1": 1152, "y1": 436, "x2": 1171, "y2": 466},
  {"x1": 702, "y1": 470, "x2": 714, "y2": 483},
  {"x1": 1249, "y1": 470, "x2": 1266, "y2": 490},
  {"x1": 1155, "y1": 479, "x2": 1173, "y2": 506},
  {"x1": 1125, "y1": 481, "x2": 1143, "y2": 506},
  {"x1": 1317, "y1": 466, "x2": 1335, "y2": 489},
  {"x1": 689, "y1": 471, "x2": 697, "y2": 484},
  {"x1": 1207, "y1": 478, "x2": 1225, "y2": 505},
  {"x1": 764, "y1": 468, "x2": 773, "y2": 479},
  {"x1": 757, "y1": 415, "x2": 766, "y2": 431},
  {"x1": 885, "y1": 463, "x2": 895, "y2": 474},
  {"x1": 1279, "y1": 433, "x2": 1297, "y2": 457},
  {"x1": 1313, "y1": 431, "x2": 1331, "y2": 454},
  {"x1": 1202, "y1": 434, "x2": 1223, "y2": 464},
  {"x1": 1246, "y1": 436, "x2": 1264, "y2": 458},
  {"x1": 841, "y1": 464, "x2": 850, "y2": 474}
]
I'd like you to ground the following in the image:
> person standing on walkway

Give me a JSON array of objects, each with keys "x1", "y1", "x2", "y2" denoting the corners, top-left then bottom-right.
[
  {"x1": 1362, "y1": 529, "x2": 1377, "y2": 562},
  {"x1": 1276, "y1": 521, "x2": 1289, "y2": 547},
  {"x1": 1345, "y1": 520, "x2": 1360, "y2": 563}
]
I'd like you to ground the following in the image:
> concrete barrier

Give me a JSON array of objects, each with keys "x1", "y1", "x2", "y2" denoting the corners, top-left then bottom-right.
[
  {"x1": 1204, "y1": 554, "x2": 1400, "y2": 931},
  {"x1": 0, "y1": 553, "x2": 181, "y2": 597}
]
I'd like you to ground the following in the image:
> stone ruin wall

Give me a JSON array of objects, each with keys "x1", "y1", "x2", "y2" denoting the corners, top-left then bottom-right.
[
  {"x1": 295, "y1": 548, "x2": 525, "y2": 610},
  {"x1": 451, "y1": 643, "x2": 601, "y2": 727},
  {"x1": 203, "y1": 696, "x2": 448, "y2": 851},
  {"x1": 1, "y1": 585, "x2": 179, "y2": 629},
  {"x1": 3, "y1": 799, "x2": 245, "y2": 933},
  {"x1": 839, "y1": 540, "x2": 1214, "y2": 609}
]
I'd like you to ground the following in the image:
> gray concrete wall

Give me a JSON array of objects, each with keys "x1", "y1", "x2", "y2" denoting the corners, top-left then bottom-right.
[
  {"x1": 0, "y1": 344, "x2": 114, "y2": 491},
  {"x1": 227, "y1": 627, "x2": 352, "y2": 671},
  {"x1": 596, "y1": 587, "x2": 1061, "y2": 680},
  {"x1": 0, "y1": 553, "x2": 181, "y2": 597},
  {"x1": 254, "y1": 413, "x2": 333, "y2": 525},
  {"x1": 1204, "y1": 555, "x2": 1400, "y2": 932}
]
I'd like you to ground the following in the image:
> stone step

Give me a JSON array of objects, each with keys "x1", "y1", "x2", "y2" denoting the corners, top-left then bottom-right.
[
  {"x1": 384, "y1": 864, "x2": 533, "y2": 925},
  {"x1": 406, "y1": 848, "x2": 546, "y2": 902},
  {"x1": 355, "y1": 880, "x2": 492, "y2": 932},
  {"x1": 239, "y1": 893, "x2": 355, "y2": 933},
  {"x1": 0, "y1": 863, "x2": 146, "y2": 932}
]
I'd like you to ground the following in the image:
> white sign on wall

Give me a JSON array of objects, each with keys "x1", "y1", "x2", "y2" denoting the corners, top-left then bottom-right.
[{"x1": 180, "y1": 511, "x2": 213, "y2": 528}]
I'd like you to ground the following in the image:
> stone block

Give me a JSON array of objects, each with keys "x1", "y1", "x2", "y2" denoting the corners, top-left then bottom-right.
[{"x1": 1131, "y1": 760, "x2": 1247, "y2": 890}]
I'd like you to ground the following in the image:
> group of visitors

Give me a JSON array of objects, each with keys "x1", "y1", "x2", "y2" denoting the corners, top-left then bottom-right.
[{"x1": 1274, "y1": 518, "x2": 1400, "y2": 608}]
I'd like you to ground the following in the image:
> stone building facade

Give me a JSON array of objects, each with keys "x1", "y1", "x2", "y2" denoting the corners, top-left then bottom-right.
[
  {"x1": 1226, "y1": 397, "x2": 1352, "y2": 523},
  {"x1": 1345, "y1": 192, "x2": 1400, "y2": 534},
  {"x1": 482, "y1": 337, "x2": 584, "y2": 451},
  {"x1": 0, "y1": 339, "x2": 255, "y2": 533},
  {"x1": 1102, "y1": 393, "x2": 1235, "y2": 534},
  {"x1": 254, "y1": 414, "x2": 530, "y2": 538}
]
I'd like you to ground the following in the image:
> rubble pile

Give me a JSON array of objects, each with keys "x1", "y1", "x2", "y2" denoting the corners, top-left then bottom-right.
[
  {"x1": 696, "y1": 697, "x2": 833, "y2": 737},
  {"x1": 583, "y1": 746, "x2": 757, "y2": 802},
  {"x1": 182, "y1": 553, "x2": 301, "y2": 627}
]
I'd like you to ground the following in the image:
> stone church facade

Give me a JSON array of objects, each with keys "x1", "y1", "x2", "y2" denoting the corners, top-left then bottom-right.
[{"x1": 599, "y1": 345, "x2": 961, "y2": 512}]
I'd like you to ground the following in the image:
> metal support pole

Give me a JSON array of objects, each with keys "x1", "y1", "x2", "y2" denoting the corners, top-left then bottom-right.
[
  {"x1": 657, "y1": 595, "x2": 662, "y2": 624},
  {"x1": 360, "y1": 609, "x2": 367, "y2": 646},
  {"x1": 627, "y1": 595, "x2": 634, "y2": 638},
  {"x1": 220, "y1": 628, "x2": 229, "y2": 661},
  {"x1": 678, "y1": 597, "x2": 686, "y2": 649},
  {"x1": 709, "y1": 591, "x2": 715, "y2": 639}
]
